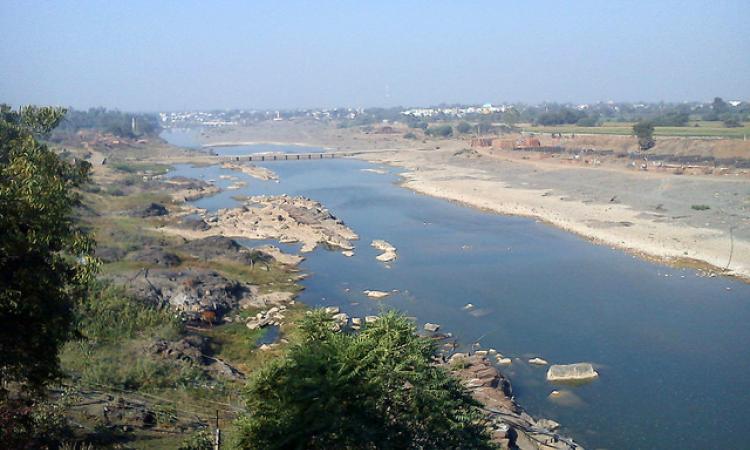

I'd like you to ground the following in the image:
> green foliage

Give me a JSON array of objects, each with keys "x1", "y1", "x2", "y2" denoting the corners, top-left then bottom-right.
[
  {"x1": 721, "y1": 114, "x2": 742, "y2": 128},
  {"x1": 691, "y1": 204, "x2": 710, "y2": 211},
  {"x1": 0, "y1": 104, "x2": 97, "y2": 396},
  {"x1": 235, "y1": 310, "x2": 495, "y2": 450},
  {"x1": 61, "y1": 282, "x2": 196, "y2": 391},
  {"x1": 425, "y1": 124, "x2": 453, "y2": 138},
  {"x1": 178, "y1": 428, "x2": 214, "y2": 450},
  {"x1": 633, "y1": 121, "x2": 656, "y2": 150},
  {"x1": 403, "y1": 132, "x2": 417, "y2": 139},
  {"x1": 536, "y1": 108, "x2": 586, "y2": 125},
  {"x1": 73, "y1": 282, "x2": 182, "y2": 343},
  {"x1": 53, "y1": 107, "x2": 161, "y2": 139},
  {"x1": 0, "y1": 389, "x2": 77, "y2": 448},
  {"x1": 576, "y1": 115, "x2": 601, "y2": 127},
  {"x1": 456, "y1": 121, "x2": 472, "y2": 134},
  {"x1": 650, "y1": 112, "x2": 689, "y2": 127}
]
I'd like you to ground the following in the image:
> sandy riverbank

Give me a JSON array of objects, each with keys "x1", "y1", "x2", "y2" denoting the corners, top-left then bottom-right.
[{"x1": 359, "y1": 147, "x2": 750, "y2": 280}]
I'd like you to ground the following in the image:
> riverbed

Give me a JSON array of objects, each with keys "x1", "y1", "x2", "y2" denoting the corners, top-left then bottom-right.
[{"x1": 163, "y1": 131, "x2": 750, "y2": 449}]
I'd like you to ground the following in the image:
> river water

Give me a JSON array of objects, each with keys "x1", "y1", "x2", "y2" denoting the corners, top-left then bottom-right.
[{"x1": 163, "y1": 130, "x2": 750, "y2": 449}]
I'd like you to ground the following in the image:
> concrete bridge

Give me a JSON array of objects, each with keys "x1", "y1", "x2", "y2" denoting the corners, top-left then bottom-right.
[{"x1": 218, "y1": 151, "x2": 352, "y2": 162}]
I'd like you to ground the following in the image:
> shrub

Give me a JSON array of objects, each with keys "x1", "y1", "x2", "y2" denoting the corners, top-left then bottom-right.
[
  {"x1": 691, "y1": 204, "x2": 710, "y2": 211},
  {"x1": 425, "y1": 124, "x2": 453, "y2": 138},
  {"x1": 235, "y1": 310, "x2": 494, "y2": 449}
]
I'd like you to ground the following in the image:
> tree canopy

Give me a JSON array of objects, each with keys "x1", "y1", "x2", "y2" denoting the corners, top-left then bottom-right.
[
  {"x1": 235, "y1": 310, "x2": 495, "y2": 450},
  {"x1": 633, "y1": 121, "x2": 655, "y2": 151},
  {"x1": 0, "y1": 105, "x2": 97, "y2": 396}
]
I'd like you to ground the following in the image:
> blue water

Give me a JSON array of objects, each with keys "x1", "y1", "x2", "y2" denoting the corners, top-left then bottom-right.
[{"x1": 163, "y1": 131, "x2": 750, "y2": 449}]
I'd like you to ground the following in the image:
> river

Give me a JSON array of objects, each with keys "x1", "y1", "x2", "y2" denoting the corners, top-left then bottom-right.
[{"x1": 163, "y1": 130, "x2": 750, "y2": 449}]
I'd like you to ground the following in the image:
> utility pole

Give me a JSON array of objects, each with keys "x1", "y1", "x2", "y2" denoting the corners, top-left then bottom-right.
[{"x1": 214, "y1": 409, "x2": 221, "y2": 450}]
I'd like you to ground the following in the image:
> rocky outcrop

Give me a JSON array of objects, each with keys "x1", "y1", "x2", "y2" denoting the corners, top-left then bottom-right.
[
  {"x1": 444, "y1": 353, "x2": 581, "y2": 450},
  {"x1": 177, "y1": 236, "x2": 274, "y2": 266},
  {"x1": 221, "y1": 162, "x2": 278, "y2": 181},
  {"x1": 131, "y1": 202, "x2": 168, "y2": 217},
  {"x1": 114, "y1": 267, "x2": 258, "y2": 318},
  {"x1": 163, "y1": 176, "x2": 221, "y2": 202},
  {"x1": 371, "y1": 239, "x2": 397, "y2": 262},
  {"x1": 177, "y1": 195, "x2": 358, "y2": 253},
  {"x1": 125, "y1": 248, "x2": 182, "y2": 267}
]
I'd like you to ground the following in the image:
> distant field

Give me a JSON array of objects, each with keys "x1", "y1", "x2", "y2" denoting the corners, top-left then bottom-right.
[{"x1": 523, "y1": 121, "x2": 750, "y2": 139}]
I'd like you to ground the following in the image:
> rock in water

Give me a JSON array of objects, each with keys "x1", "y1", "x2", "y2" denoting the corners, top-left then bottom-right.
[
  {"x1": 528, "y1": 357, "x2": 549, "y2": 366},
  {"x1": 423, "y1": 322, "x2": 440, "y2": 332},
  {"x1": 363, "y1": 290, "x2": 390, "y2": 299},
  {"x1": 546, "y1": 363, "x2": 598, "y2": 382}
]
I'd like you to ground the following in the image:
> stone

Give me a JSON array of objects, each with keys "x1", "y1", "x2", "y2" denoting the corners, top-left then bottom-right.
[
  {"x1": 363, "y1": 290, "x2": 390, "y2": 299},
  {"x1": 132, "y1": 202, "x2": 168, "y2": 217},
  {"x1": 365, "y1": 315, "x2": 378, "y2": 323},
  {"x1": 324, "y1": 306, "x2": 340, "y2": 314},
  {"x1": 546, "y1": 363, "x2": 598, "y2": 382},
  {"x1": 528, "y1": 357, "x2": 548, "y2": 366},
  {"x1": 332, "y1": 312, "x2": 349, "y2": 323},
  {"x1": 423, "y1": 322, "x2": 440, "y2": 333},
  {"x1": 342, "y1": 250, "x2": 354, "y2": 257},
  {"x1": 497, "y1": 357, "x2": 512, "y2": 365},
  {"x1": 537, "y1": 418, "x2": 560, "y2": 431}
]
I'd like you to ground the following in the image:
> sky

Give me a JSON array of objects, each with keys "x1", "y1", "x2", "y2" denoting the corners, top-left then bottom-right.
[{"x1": 1, "y1": 0, "x2": 748, "y2": 111}]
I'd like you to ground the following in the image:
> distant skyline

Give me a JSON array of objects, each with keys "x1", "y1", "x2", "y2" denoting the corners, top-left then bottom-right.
[{"x1": 1, "y1": 0, "x2": 748, "y2": 111}]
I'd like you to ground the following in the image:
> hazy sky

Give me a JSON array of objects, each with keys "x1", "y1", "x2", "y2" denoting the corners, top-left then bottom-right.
[{"x1": 1, "y1": 0, "x2": 748, "y2": 111}]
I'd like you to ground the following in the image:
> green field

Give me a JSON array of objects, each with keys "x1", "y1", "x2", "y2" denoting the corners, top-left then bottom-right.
[{"x1": 524, "y1": 121, "x2": 750, "y2": 139}]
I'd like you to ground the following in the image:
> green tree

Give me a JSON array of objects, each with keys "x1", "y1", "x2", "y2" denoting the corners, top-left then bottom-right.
[
  {"x1": 502, "y1": 108, "x2": 520, "y2": 126},
  {"x1": 0, "y1": 105, "x2": 97, "y2": 396},
  {"x1": 425, "y1": 124, "x2": 453, "y2": 138},
  {"x1": 235, "y1": 310, "x2": 495, "y2": 450},
  {"x1": 633, "y1": 121, "x2": 655, "y2": 151},
  {"x1": 456, "y1": 121, "x2": 472, "y2": 134}
]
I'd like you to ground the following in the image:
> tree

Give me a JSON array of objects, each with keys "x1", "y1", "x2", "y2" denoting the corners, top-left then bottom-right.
[
  {"x1": 456, "y1": 121, "x2": 472, "y2": 134},
  {"x1": 712, "y1": 97, "x2": 728, "y2": 114},
  {"x1": 502, "y1": 108, "x2": 520, "y2": 126},
  {"x1": 633, "y1": 121, "x2": 655, "y2": 151},
  {"x1": 425, "y1": 124, "x2": 453, "y2": 138},
  {"x1": 0, "y1": 105, "x2": 97, "y2": 397},
  {"x1": 235, "y1": 310, "x2": 495, "y2": 450}
]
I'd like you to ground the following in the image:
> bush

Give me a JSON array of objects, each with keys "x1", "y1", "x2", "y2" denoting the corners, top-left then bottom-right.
[
  {"x1": 178, "y1": 428, "x2": 214, "y2": 450},
  {"x1": 691, "y1": 204, "x2": 710, "y2": 211},
  {"x1": 456, "y1": 121, "x2": 472, "y2": 134},
  {"x1": 403, "y1": 132, "x2": 417, "y2": 139},
  {"x1": 425, "y1": 124, "x2": 453, "y2": 138},
  {"x1": 235, "y1": 310, "x2": 494, "y2": 450}
]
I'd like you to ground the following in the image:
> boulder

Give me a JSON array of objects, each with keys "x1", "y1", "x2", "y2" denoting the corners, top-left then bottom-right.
[
  {"x1": 126, "y1": 248, "x2": 182, "y2": 267},
  {"x1": 546, "y1": 363, "x2": 598, "y2": 382},
  {"x1": 363, "y1": 289, "x2": 390, "y2": 299},
  {"x1": 423, "y1": 323, "x2": 440, "y2": 333},
  {"x1": 528, "y1": 357, "x2": 548, "y2": 366},
  {"x1": 132, "y1": 202, "x2": 168, "y2": 217}
]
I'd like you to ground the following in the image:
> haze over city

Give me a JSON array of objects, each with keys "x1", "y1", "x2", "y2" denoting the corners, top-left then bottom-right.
[{"x1": 1, "y1": 0, "x2": 749, "y2": 111}]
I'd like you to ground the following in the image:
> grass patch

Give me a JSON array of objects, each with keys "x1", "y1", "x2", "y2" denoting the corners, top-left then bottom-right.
[
  {"x1": 110, "y1": 161, "x2": 172, "y2": 175},
  {"x1": 179, "y1": 256, "x2": 302, "y2": 294},
  {"x1": 61, "y1": 283, "x2": 201, "y2": 392},
  {"x1": 691, "y1": 204, "x2": 711, "y2": 211}
]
